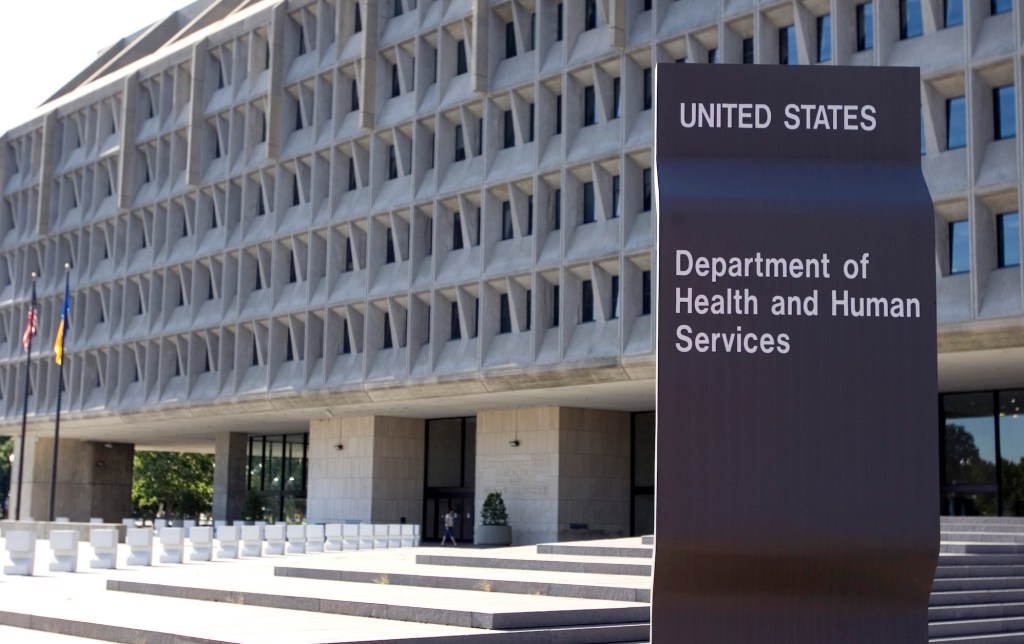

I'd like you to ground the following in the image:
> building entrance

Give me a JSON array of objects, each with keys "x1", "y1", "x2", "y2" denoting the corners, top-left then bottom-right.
[{"x1": 423, "y1": 417, "x2": 476, "y2": 542}]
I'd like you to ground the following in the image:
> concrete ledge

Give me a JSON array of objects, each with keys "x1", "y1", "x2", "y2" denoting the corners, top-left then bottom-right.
[
  {"x1": 414, "y1": 554, "x2": 652, "y2": 577},
  {"x1": 535, "y1": 544, "x2": 652, "y2": 559},
  {"x1": 274, "y1": 566, "x2": 651, "y2": 603},
  {"x1": 106, "y1": 579, "x2": 650, "y2": 630},
  {"x1": 0, "y1": 521, "x2": 127, "y2": 542}
]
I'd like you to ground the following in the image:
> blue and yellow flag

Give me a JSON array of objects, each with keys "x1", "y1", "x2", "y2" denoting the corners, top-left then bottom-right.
[{"x1": 54, "y1": 273, "x2": 70, "y2": 365}]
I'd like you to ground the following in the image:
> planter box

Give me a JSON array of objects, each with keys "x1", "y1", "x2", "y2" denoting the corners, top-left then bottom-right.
[{"x1": 475, "y1": 524, "x2": 512, "y2": 546}]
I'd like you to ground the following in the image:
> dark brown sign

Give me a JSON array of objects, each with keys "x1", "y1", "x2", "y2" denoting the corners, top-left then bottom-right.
[{"x1": 654, "y1": 64, "x2": 938, "y2": 642}]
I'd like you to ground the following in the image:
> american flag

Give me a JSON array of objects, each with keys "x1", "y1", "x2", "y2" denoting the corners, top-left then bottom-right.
[{"x1": 21, "y1": 283, "x2": 37, "y2": 351}]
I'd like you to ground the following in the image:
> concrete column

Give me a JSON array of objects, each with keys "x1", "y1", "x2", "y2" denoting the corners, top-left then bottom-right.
[
  {"x1": 212, "y1": 432, "x2": 248, "y2": 522},
  {"x1": 6, "y1": 437, "x2": 133, "y2": 522},
  {"x1": 477, "y1": 407, "x2": 631, "y2": 545},
  {"x1": 307, "y1": 415, "x2": 424, "y2": 524}
]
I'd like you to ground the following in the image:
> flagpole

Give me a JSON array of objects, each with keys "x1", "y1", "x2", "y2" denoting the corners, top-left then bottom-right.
[
  {"x1": 14, "y1": 272, "x2": 37, "y2": 521},
  {"x1": 47, "y1": 264, "x2": 70, "y2": 522}
]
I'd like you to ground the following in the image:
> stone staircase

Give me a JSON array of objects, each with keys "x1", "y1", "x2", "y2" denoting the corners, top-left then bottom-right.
[
  {"x1": 930, "y1": 516, "x2": 1024, "y2": 642},
  {"x1": 6, "y1": 520, "x2": 1024, "y2": 642}
]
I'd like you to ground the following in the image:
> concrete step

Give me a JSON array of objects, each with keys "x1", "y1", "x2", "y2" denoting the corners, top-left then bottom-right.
[
  {"x1": 936, "y1": 565, "x2": 1024, "y2": 580},
  {"x1": 941, "y1": 518, "x2": 1024, "y2": 528},
  {"x1": 929, "y1": 615, "x2": 1024, "y2": 639},
  {"x1": 931, "y1": 631, "x2": 1024, "y2": 643},
  {"x1": 934, "y1": 576, "x2": 1024, "y2": 592},
  {"x1": 0, "y1": 625, "x2": 108, "y2": 643},
  {"x1": 942, "y1": 531, "x2": 1024, "y2": 544},
  {"x1": 942, "y1": 543, "x2": 1024, "y2": 555},
  {"x1": 415, "y1": 553, "x2": 652, "y2": 577},
  {"x1": 938, "y1": 554, "x2": 1024, "y2": 567},
  {"x1": 275, "y1": 565, "x2": 651, "y2": 603},
  {"x1": 931, "y1": 589, "x2": 1024, "y2": 606},
  {"x1": 536, "y1": 544, "x2": 653, "y2": 559},
  {"x1": 930, "y1": 601, "x2": 1024, "y2": 622},
  {"x1": 640, "y1": 536, "x2": 653, "y2": 545},
  {"x1": 108, "y1": 577, "x2": 651, "y2": 631}
]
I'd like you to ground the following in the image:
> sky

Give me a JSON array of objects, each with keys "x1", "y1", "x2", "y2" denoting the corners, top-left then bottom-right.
[{"x1": 0, "y1": 0, "x2": 196, "y2": 134}]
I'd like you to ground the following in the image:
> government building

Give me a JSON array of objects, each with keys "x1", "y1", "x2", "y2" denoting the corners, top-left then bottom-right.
[{"x1": 1, "y1": 0, "x2": 1021, "y2": 543}]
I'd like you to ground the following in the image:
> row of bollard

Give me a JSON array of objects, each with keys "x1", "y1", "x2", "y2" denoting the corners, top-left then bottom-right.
[{"x1": 2, "y1": 523, "x2": 421, "y2": 576}]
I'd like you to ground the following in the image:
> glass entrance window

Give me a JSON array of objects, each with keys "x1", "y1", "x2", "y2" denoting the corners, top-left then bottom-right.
[
  {"x1": 424, "y1": 417, "x2": 476, "y2": 541},
  {"x1": 1000, "y1": 391, "x2": 1024, "y2": 515},
  {"x1": 942, "y1": 393, "x2": 997, "y2": 515},
  {"x1": 632, "y1": 412, "x2": 655, "y2": 536},
  {"x1": 247, "y1": 433, "x2": 309, "y2": 523}
]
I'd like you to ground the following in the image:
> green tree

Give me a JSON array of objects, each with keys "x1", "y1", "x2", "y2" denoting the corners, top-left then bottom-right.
[
  {"x1": 132, "y1": 451, "x2": 214, "y2": 520},
  {"x1": 0, "y1": 437, "x2": 11, "y2": 518}
]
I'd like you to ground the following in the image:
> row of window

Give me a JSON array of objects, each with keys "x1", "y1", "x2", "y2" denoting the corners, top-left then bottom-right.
[
  {"x1": 902, "y1": 0, "x2": 1012, "y2": 40},
  {"x1": 941, "y1": 85, "x2": 1017, "y2": 153},
  {"x1": 949, "y1": 211, "x2": 1021, "y2": 275}
]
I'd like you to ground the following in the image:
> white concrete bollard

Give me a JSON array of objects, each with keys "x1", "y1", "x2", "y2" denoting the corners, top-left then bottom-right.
[
  {"x1": 401, "y1": 524, "x2": 417, "y2": 548},
  {"x1": 3, "y1": 531, "x2": 36, "y2": 575},
  {"x1": 126, "y1": 528, "x2": 153, "y2": 566},
  {"x1": 48, "y1": 530, "x2": 79, "y2": 572},
  {"x1": 189, "y1": 526, "x2": 213, "y2": 562},
  {"x1": 152, "y1": 519, "x2": 167, "y2": 530},
  {"x1": 122, "y1": 518, "x2": 137, "y2": 529},
  {"x1": 89, "y1": 529, "x2": 118, "y2": 569},
  {"x1": 324, "y1": 524, "x2": 343, "y2": 552},
  {"x1": 55, "y1": 517, "x2": 70, "y2": 523},
  {"x1": 264, "y1": 524, "x2": 287, "y2": 555},
  {"x1": 285, "y1": 525, "x2": 306, "y2": 554},
  {"x1": 388, "y1": 524, "x2": 402, "y2": 548},
  {"x1": 240, "y1": 525, "x2": 263, "y2": 557},
  {"x1": 181, "y1": 519, "x2": 197, "y2": 529},
  {"x1": 215, "y1": 525, "x2": 240, "y2": 559},
  {"x1": 358, "y1": 523, "x2": 374, "y2": 550},
  {"x1": 342, "y1": 523, "x2": 360, "y2": 550},
  {"x1": 214, "y1": 520, "x2": 228, "y2": 528},
  {"x1": 305, "y1": 524, "x2": 325, "y2": 553},
  {"x1": 89, "y1": 517, "x2": 103, "y2": 524},
  {"x1": 373, "y1": 524, "x2": 389, "y2": 549},
  {"x1": 158, "y1": 527, "x2": 185, "y2": 564}
]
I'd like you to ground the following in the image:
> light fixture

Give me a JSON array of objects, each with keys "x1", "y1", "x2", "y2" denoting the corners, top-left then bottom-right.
[
  {"x1": 334, "y1": 443, "x2": 344, "y2": 451},
  {"x1": 509, "y1": 439, "x2": 520, "y2": 447}
]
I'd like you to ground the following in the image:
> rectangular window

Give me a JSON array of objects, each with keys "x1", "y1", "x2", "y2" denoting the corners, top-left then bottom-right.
[
  {"x1": 388, "y1": 144, "x2": 398, "y2": 179},
  {"x1": 453, "y1": 211, "x2": 464, "y2": 250},
  {"x1": 529, "y1": 12, "x2": 536, "y2": 51},
  {"x1": 342, "y1": 319, "x2": 351, "y2": 354},
  {"x1": 555, "y1": 95, "x2": 562, "y2": 134},
  {"x1": 503, "y1": 110, "x2": 515, "y2": 149},
  {"x1": 584, "y1": 85, "x2": 596, "y2": 126},
  {"x1": 426, "y1": 217, "x2": 433, "y2": 255},
  {"x1": 552, "y1": 284, "x2": 560, "y2": 327},
  {"x1": 346, "y1": 238, "x2": 354, "y2": 271},
  {"x1": 391, "y1": 63, "x2": 401, "y2": 97},
  {"x1": 528, "y1": 103, "x2": 534, "y2": 142},
  {"x1": 499, "y1": 293, "x2": 512, "y2": 333},
  {"x1": 351, "y1": 79, "x2": 359, "y2": 110},
  {"x1": 998, "y1": 212, "x2": 1020, "y2": 268},
  {"x1": 945, "y1": 0, "x2": 963, "y2": 27},
  {"x1": 779, "y1": 26, "x2": 797, "y2": 65},
  {"x1": 947, "y1": 95, "x2": 966, "y2": 150},
  {"x1": 348, "y1": 157, "x2": 357, "y2": 190},
  {"x1": 454, "y1": 124, "x2": 465, "y2": 162},
  {"x1": 611, "y1": 175, "x2": 620, "y2": 218},
  {"x1": 742, "y1": 38, "x2": 754, "y2": 64},
  {"x1": 857, "y1": 3, "x2": 874, "y2": 51},
  {"x1": 900, "y1": 0, "x2": 923, "y2": 39},
  {"x1": 450, "y1": 301, "x2": 461, "y2": 339},
  {"x1": 385, "y1": 227, "x2": 395, "y2": 263},
  {"x1": 643, "y1": 0, "x2": 651, "y2": 10},
  {"x1": 525, "y1": 289, "x2": 532, "y2": 330},
  {"x1": 612, "y1": 77, "x2": 621, "y2": 119},
  {"x1": 505, "y1": 21, "x2": 517, "y2": 59},
  {"x1": 501, "y1": 201, "x2": 514, "y2": 240},
  {"x1": 556, "y1": 3, "x2": 563, "y2": 41},
  {"x1": 610, "y1": 275, "x2": 620, "y2": 320},
  {"x1": 354, "y1": 2, "x2": 362, "y2": 33},
  {"x1": 643, "y1": 68, "x2": 652, "y2": 110},
  {"x1": 553, "y1": 189, "x2": 561, "y2": 230},
  {"x1": 994, "y1": 85, "x2": 1017, "y2": 140},
  {"x1": 707, "y1": 48, "x2": 718, "y2": 64},
  {"x1": 817, "y1": 15, "x2": 832, "y2": 62},
  {"x1": 585, "y1": 0, "x2": 597, "y2": 30},
  {"x1": 581, "y1": 280, "x2": 594, "y2": 322},
  {"x1": 456, "y1": 40, "x2": 468, "y2": 75},
  {"x1": 949, "y1": 219, "x2": 970, "y2": 274},
  {"x1": 394, "y1": 0, "x2": 403, "y2": 17},
  {"x1": 992, "y1": 0, "x2": 1012, "y2": 14},
  {"x1": 383, "y1": 312, "x2": 393, "y2": 349},
  {"x1": 582, "y1": 182, "x2": 595, "y2": 224},
  {"x1": 642, "y1": 270, "x2": 652, "y2": 315},
  {"x1": 642, "y1": 168, "x2": 652, "y2": 212}
]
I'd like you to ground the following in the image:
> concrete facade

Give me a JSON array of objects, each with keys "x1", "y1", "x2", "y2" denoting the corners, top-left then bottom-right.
[{"x1": 0, "y1": 0, "x2": 1021, "y2": 535}]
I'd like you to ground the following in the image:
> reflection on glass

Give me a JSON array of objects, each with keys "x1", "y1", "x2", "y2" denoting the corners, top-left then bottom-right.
[
  {"x1": 949, "y1": 220, "x2": 970, "y2": 274},
  {"x1": 1000, "y1": 391, "x2": 1024, "y2": 515},
  {"x1": 427, "y1": 419, "x2": 464, "y2": 488},
  {"x1": 998, "y1": 212, "x2": 1020, "y2": 268},
  {"x1": 943, "y1": 392, "x2": 996, "y2": 486}
]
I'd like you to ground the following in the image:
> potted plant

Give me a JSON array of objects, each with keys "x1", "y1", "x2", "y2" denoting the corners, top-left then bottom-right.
[{"x1": 474, "y1": 491, "x2": 512, "y2": 546}]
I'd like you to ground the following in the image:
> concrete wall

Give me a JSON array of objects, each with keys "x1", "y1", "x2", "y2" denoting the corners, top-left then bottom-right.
[
  {"x1": 7, "y1": 437, "x2": 133, "y2": 522},
  {"x1": 212, "y1": 432, "x2": 248, "y2": 522},
  {"x1": 307, "y1": 415, "x2": 424, "y2": 524},
  {"x1": 476, "y1": 407, "x2": 631, "y2": 545}
]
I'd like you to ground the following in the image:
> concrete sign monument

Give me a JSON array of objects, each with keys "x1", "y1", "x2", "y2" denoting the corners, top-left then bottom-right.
[{"x1": 654, "y1": 64, "x2": 938, "y2": 641}]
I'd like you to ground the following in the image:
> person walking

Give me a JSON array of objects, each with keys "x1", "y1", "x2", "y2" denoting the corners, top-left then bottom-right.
[{"x1": 441, "y1": 507, "x2": 458, "y2": 546}]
